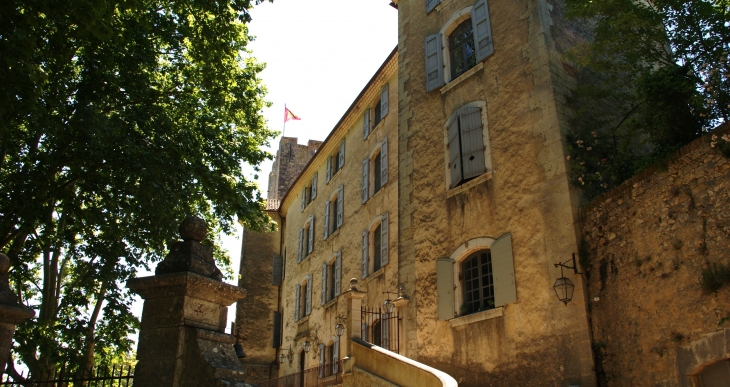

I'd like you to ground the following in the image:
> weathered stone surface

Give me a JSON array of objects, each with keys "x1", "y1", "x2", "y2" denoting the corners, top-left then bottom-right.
[
  {"x1": 179, "y1": 216, "x2": 208, "y2": 242},
  {"x1": 581, "y1": 124, "x2": 730, "y2": 386},
  {"x1": 130, "y1": 267, "x2": 251, "y2": 387},
  {"x1": 156, "y1": 240, "x2": 223, "y2": 281}
]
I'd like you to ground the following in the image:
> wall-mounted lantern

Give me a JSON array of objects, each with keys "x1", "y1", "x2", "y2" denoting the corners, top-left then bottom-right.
[
  {"x1": 303, "y1": 341, "x2": 311, "y2": 353},
  {"x1": 278, "y1": 353, "x2": 286, "y2": 364},
  {"x1": 230, "y1": 322, "x2": 246, "y2": 358},
  {"x1": 335, "y1": 323, "x2": 345, "y2": 337},
  {"x1": 553, "y1": 253, "x2": 580, "y2": 306}
]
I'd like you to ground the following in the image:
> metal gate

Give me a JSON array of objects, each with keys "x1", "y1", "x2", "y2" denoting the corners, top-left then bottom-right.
[{"x1": 360, "y1": 306, "x2": 400, "y2": 354}]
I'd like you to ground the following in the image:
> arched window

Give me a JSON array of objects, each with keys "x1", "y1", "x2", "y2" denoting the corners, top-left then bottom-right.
[
  {"x1": 361, "y1": 213, "x2": 389, "y2": 278},
  {"x1": 449, "y1": 19, "x2": 477, "y2": 80}
]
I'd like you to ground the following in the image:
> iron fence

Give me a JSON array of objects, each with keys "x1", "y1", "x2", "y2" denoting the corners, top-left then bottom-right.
[
  {"x1": 1, "y1": 364, "x2": 134, "y2": 387},
  {"x1": 361, "y1": 306, "x2": 400, "y2": 354},
  {"x1": 255, "y1": 361, "x2": 342, "y2": 387}
]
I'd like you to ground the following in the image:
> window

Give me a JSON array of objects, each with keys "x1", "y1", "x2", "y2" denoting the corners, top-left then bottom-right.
[
  {"x1": 323, "y1": 185, "x2": 344, "y2": 239},
  {"x1": 301, "y1": 173, "x2": 318, "y2": 211},
  {"x1": 318, "y1": 339, "x2": 340, "y2": 377},
  {"x1": 445, "y1": 102, "x2": 491, "y2": 189},
  {"x1": 449, "y1": 20, "x2": 476, "y2": 80},
  {"x1": 436, "y1": 234, "x2": 516, "y2": 320},
  {"x1": 361, "y1": 138, "x2": 389, "y2": 203},
  {"x1": 461, "y1": 251, "x2": 494, "y2": 314},
  {"x1": 424, "y1": 0, "x2": 494, "y2": 92},
  {"x1": 326, "y1": 140, "x2": 345, "y2": 183},
  {"x1": 298, "y1": 216, "x2": 315, "y2": 262},
  {"x1": 321, "y1": 251, "x2": 342, "y2": 305},
  {"x1": 361, "y1": 213, "x2": 389, "y2": 278},
  {"x1": 373, "y1": 224, "x2": 382, "y2": 272},
  {"x1": 294, "y1": 274, "x2": 312, "y2": 321},
  {"x1": 363, "y1": 84, "x2": 389, "y2": 139}
]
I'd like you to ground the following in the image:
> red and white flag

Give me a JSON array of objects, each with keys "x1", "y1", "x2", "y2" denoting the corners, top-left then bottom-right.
[{"x1": 284, "y1": 107, "x2": 301, "y2": 122}]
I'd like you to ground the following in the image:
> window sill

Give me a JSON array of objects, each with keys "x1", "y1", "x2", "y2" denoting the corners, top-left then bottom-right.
[
  {"x1": 440, "y1": 62, "x2": 484, "y2": 95},
  {"x1": 366, "y1": 119, "x2": 386, "y2": 141},
  {"x1": 449, "y1": 307, "x2": 503, "y2": 327},
  {"x1": 365, "y1": 266, "x2": 386, "y2": 282},
  {"x1": 446, "y1": 171, "x2": 493, "y2": 198},
  {"x1": 324, "y1": 297, "x2": 339, "y2": 309},
  {"x1": 327, "y1": 169, "x2": 343, "y2": 185},
  {"x1": 325, "y1": 227, "x2": 341, "y2": 241},
  {"x1": 363, "y1": 181, "x2": 388, "y2": 205},
  {"x1": 299, "y1": 252, "x2": 313, "y2": 264},
  {"x1": 297, "y1": 315, "x2": 310, "y2": 325},
  {"x1": 435, "y1": 0, "x2": 454, "y2": 12}
]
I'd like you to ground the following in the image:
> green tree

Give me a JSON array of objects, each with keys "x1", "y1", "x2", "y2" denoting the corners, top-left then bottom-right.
[
  {"x1": 0, "y1": 0, "x2": 275, "y2": 379},
  {"x1": 564, "y1": 0, "x2": 729, "y2": 198}
]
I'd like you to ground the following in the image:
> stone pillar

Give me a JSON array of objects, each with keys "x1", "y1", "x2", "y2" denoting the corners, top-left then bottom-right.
[
  {"x1": 128, "y1": 217, "x2": 252, "y2": 387},
  {"x1": 0, "y1": 253, "x2": 35, "y2": 376},
  {"x1": 342, "y1": 279, "x2": 365, "y2": 365}
]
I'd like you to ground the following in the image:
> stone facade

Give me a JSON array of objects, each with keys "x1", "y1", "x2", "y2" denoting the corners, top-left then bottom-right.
[
  {"x1": 395, "y1": 0, "x2": 595, "y2": 385},
  {"x1": 268, "y1": 138, "x2": 322, "y2": 201},
  {"x1": 276, "y1": 49, "x2": 399, "y2": 376},
  {"x1": 580, "y1": 124, "x2": 730, "y2": 386},
  {"x1": 236, "y1": 0, "x2": 605, "y2": 384}
]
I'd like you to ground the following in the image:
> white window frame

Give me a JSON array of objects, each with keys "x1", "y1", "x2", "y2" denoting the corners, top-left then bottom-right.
[
  {"x1": 440, "y1": 7, "x2": 475, "y2": 84},
  {"x1": 442, "y1": 100, "x2": 492, "y2": 190}
]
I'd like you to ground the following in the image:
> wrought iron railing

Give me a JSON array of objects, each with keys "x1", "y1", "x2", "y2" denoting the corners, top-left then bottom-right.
[
  {"x1": 1, "y1": 363, "x2": 134, "y2": 387},
  {"x1": 361, "y1": 306, "x2": 400, "y2": 354},
  {"x1": 255, "y1": 361, "x2": 342, "y2": 387}
]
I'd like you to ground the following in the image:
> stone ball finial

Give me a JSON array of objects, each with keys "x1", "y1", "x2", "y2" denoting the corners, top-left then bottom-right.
[
  {"x1": 0, "y1": 253, "x2": 9, "y2": 275},
  {"x1": 179, "y1": 216, "x2": 207, "y2": 242}
]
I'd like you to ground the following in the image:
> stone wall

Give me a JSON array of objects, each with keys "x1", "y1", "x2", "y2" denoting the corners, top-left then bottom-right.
[
  {"x1": 396, "y1": 0, "x2": 595, "y2": 385},
  {"x1": 275, "y1": 52, "x2": 400, "y2": 377},
  {"x1": 235, "y1": 212, "x2": 281, "y2": 381},
  {"x1": 268, "y1": 137, "x2": 322, "y2": 201},
  {"x1": 580, "y1": 124, "x2": 730, "y2": 386}
]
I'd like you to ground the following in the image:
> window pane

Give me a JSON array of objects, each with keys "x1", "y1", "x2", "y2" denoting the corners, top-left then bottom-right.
[
  {"x1": 461, "y1": 251, "x2": 494, "y2": 315},
  {"x1": 373, "y1": 224, "x2": 382, "y2": 271},
  {"x1": 449, "y1": 20, "x2": 476, "y2": 80}
]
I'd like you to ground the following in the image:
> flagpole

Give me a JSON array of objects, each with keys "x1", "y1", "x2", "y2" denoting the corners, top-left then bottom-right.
[{"x1": 282, "y1": 103, "x2": 287, "y2": 138}]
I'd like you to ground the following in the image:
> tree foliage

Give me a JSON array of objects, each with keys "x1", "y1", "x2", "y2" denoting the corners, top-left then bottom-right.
[
  {"x1": 564, "y1": 0, "x2": 730, "y2": 198},
  {"x1": 0, "y1": 0, "x2": 274, "y2": 378}
]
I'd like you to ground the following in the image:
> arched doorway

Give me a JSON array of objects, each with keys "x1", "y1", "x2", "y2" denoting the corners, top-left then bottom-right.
[
  {"x1": 299, "y1": 350, "x2": 305, "y2": 387},
  {"x1": 372, "y1": 319, "x2": 382, "y2": 347}
]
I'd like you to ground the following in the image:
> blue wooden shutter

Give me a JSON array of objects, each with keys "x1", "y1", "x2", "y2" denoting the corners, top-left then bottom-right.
[
  {"x1": 339, "y1": 140, "x2": 345, "y2": 169},
  {"x1": 380, "y1": 84, "x2": 389, "y2": 118},
  {"x1": 272, "y1": 312, "x2": 282, "y2": 348},
  {"x1": 311, "y1": 173, "x2": 318, "y2": 199},
  {"x1": 295, "y1": 284, "x2": 301, "y2": 321},
  {"x1": 308, "y1": 217, "x2": 314, "y2": 254},
  {"x1": 301, "y1": 187, "x2": 306, "y2": 211},
  {"x1": 321, "y1": 263, "x2": 328, "y2": 305},
  {"x1": 319, "y1": 343, "x2": 326, "y2": 378},
  {"x1": 305, "y1": 274, "x2": 312, "y2": 315},
  {"x1": 361, "y1": 323, "x2": 368, "y2": 341},
  {"x1": 459, "y1": 107, "x2": 486, "y2": 179},
  {"x1": 361, "y1": 230, "x2": 369, "y2": 278},
  {"x1": 492, "y1": 232, "x2": 517, "y2": 306},
  {"x1": 333, "y1": 337, "x2": 340, "y2": 373},
  {"x1": 336, "y1": 185, "x2": 344, "y2": 228},
  {"x1": 323, "y1": 201, "x2": 330, "y2": 239},
  {"x1": 272, "y1": 254, "x2": 283, "y2": 286},
  {"x1": 363, "y1": 109, "x2": 370, "y2": 139},
  {"x1": 471, "y1": 0, "x2": 494, "y2": 62},
  {"x1": 447, "y1": 114, "x2": 462, "y2": 188},
  {"x1": 380, "y1": 138, "x2": 388, "y2": 186},
  {"x1": 426, "y1": 0, "x2": 440, "y2": 13},
  {"x1": 298, "y1": 228, "x2": 303, "y2": 262},
  {"x1": 326, "y1": 157, "x2": 332, "y2": 183},
  {"x1": 334, "y1": 251, "x2": 342, "y2": 296},
  {"x1": 381, "y1": 212, "x2": 389, "y2": 266},
  {"x1": 362, "y1": 159, "x2": 369, "y2": 203},
  {"x1": 382, "y1": 312, "x2": 389, "y2": 350},
  {"x1": 436, "y1": 258, "x2": 454, "y2": 320},
  {"x1": 424, "y1": 33, "x2": 444, "y2": 92}
]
